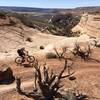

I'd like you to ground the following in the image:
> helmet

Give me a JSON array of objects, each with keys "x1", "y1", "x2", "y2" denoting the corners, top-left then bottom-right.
[{"x1": 21, "y1": 47, "x2": 25, "y2": 50}]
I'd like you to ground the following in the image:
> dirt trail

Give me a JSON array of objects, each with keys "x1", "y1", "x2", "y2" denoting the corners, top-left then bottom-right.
[{"x1": 0, "y1": 55, "x2": 100, "y2": 99}]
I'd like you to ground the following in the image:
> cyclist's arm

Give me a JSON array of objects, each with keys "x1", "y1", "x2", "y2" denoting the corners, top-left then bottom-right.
[{"x1": 24, "y1": 50, "x2": 28, "y2": 55}]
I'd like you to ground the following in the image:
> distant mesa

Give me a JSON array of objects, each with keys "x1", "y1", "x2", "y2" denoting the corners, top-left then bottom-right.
[{"x1": 0, "y1": 6, "x2": 100, "y2": 13}]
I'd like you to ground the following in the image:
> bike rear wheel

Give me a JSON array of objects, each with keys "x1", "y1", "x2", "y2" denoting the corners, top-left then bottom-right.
[
  {"x1": 27, "y1": 56, "x2": 35, "y2": 63},
  {"x1": 15, "y1": 57, "x2": 23, "y2": 65}
]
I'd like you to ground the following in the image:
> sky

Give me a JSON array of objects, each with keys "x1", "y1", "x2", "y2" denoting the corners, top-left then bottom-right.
[{"x1": 0, "y1": 0, "x2": 100, "y2": 8}]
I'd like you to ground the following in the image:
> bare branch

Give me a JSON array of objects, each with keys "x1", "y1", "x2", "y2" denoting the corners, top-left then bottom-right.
[
  {"x1": 58, "y1": 58, "x2": 68, "y2": 79},
  {"x1": 54, "y1": 47, "x2": 67, "y2": 60},
  {"x1": 43, "y1": 65, "x2": 49, "y2": 83},
  {"x1": 54, "y1": 48, "x2": 61, "y2": 59}
]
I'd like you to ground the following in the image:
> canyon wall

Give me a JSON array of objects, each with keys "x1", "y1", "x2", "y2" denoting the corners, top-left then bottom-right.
[{"x1": 72, "y1": 13, "x2": 100, "y2": 37}]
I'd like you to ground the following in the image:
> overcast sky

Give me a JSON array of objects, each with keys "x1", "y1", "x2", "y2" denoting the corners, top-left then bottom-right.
[{"x1": 0, "y1": 0, "x2": 100, "y2": 8}]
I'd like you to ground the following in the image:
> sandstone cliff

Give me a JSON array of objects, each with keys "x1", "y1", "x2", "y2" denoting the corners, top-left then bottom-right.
[{"x1": 72, "y1": 13, "x2": 100, "y2": 37}]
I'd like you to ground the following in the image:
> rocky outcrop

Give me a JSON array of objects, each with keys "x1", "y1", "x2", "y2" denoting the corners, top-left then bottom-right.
[
  {"x1": 41, "y1": 34, "x2": 96, "y2": 59},
  {"x1": 72, "y1": 13, "x2": 100, "y2": 37},
  {"x1": 0, "y1": 64, "x2": 14, "y2": 84},
  {"x1": 0, "y1": 14, "x2": 100, "y2": 61},
  {"x1": 0, "y1": 15, "x2": 67, "y2": 60},
  {"x1": 0, "y1": 15, "x2": 41, "y2": 53}
]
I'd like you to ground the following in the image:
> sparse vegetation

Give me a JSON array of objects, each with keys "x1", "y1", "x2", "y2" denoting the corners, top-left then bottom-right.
[
  {"x1": 0, "y1": 11, "x2": 7, "y2": 19},
  {"x1": 54, "y1": 47, "x2": 67, "y2": 60},
  {"x1": 49, "y1": 13, "x2": 80, "y2": 36},
  {"x1": 7, "y1": 12, "x2": 80, "y2": 37},
  {"x1": 72, "y1": 43, "x2": 91, "y2": 60}
]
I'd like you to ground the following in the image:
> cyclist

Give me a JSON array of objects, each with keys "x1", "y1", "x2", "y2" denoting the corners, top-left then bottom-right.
[{"x1": 17, "y1": 47, "x2": 27, "y2": 62}]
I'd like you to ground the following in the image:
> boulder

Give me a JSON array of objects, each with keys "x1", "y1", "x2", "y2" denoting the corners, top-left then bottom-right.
[{"x1": 0, "y1": 64, "x2": 15, "y2": 84}]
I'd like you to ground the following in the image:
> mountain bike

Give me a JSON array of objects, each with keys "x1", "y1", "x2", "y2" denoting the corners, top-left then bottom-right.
[{"x1": 15, "y1": 51, "x2": 35, "y2": 66}]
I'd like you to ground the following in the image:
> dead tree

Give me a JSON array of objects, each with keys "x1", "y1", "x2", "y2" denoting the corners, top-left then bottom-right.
[
  {"x1": 16, "y1": 77, "x2": 21, "y2": 93},
  {"x1": 72, "y1": 43, "x2": 91, "y2": 60},
  {"x1": 16, "y1": 58, "x2": 87, "y2": 100},
  {"x1": 16, "y1": 58, "x2": 76, "y2": 100},
  {"x1": 54, "y1": 47, "x2": 67, "y2": 60}
]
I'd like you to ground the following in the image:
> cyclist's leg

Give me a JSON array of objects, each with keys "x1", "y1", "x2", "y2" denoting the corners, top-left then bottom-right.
[
  {"x1": 22, "y1": 53, "x2": 26, "y2": 62},
  {"x1": 21, "y1": 56, "x2": 25, "y2": 62}
]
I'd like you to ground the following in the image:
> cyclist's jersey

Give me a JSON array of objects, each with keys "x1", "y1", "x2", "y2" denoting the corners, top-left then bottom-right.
[{"x1": 17, "y1": 49, "x2": 25, "y2": 57}]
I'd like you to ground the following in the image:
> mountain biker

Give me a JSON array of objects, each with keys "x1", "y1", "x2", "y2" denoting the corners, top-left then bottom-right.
[{"x1": 17, "y1": 47, "x2": 27, "y2": 62}]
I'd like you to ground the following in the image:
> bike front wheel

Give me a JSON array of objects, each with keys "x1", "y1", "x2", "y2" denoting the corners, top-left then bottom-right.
[{"x1": 27, "y1": 56, "x2": 35, "y2": 63}]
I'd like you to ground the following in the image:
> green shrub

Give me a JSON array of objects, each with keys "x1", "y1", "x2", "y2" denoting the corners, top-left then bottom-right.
[
  {"x1": 9, "y1": 12, "x2": 80, "y2": 37},
  {"x1": 49, "y1": 13, "x2": 80, "y2": 36},
  {"x1": 0, "y1": 12, "x2": 7, "y2": 19}
]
